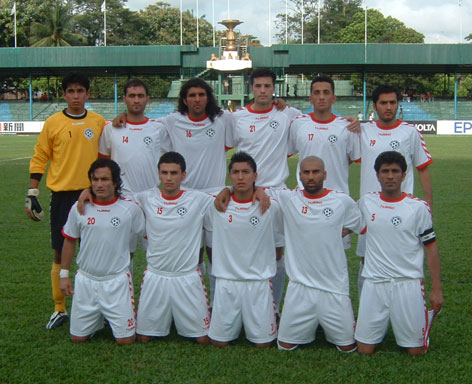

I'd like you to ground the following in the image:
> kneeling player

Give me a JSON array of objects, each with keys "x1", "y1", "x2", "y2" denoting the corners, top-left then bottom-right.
[
  {"x1": 134, "y1": 152, "x2": 213, "y2": 344},
  {"x1": 355, "y1": 151, "x2": 443, "y2": 355},
  {"x1": 60, "y1": 158, "x2": 145, "y2": 344},
  {"x1": 205, "y1": 152, "x2": 283, "y2": 348},
  {"x1": 270, "y1": 156, "x2": 362, "y2": 352}
]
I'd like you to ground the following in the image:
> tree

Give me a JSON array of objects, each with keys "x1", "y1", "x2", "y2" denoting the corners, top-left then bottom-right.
[
  {"x1": 29, "y1": 1, "x2": 86, "y2": 46},
  {"x1": 0, "y1": 0, "x2": 49, "y2": 47},
  {"x1": 275, "y1": 0, "x2": 363, "y2": 44},
  {"x1": 138, "y1": 2, "x2": 214, "y2": 46},
  {"x1": 72, "y1": 0, "x2": 147, "y2": 46},
  {"x1": 466, "y1": 33, "x2": 472, "y2": 42},
  {"x1": 339, "y1": 9, "x2": 424, "y2": 43}
]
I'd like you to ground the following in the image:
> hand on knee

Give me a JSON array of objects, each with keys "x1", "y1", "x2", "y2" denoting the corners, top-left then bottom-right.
[
  {"x1": 71, "y1": 335, "x2": 89, "y2": 343},
  {"x1": 195, "y1": 335, "x2": 210, "y2": 344},
  {"x1": 357, "y1": 342, "x2": 376, "y2": 355}
]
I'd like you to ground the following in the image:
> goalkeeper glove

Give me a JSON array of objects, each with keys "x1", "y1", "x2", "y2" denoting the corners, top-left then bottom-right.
[{"x1": 25, "y1": 188, "x2": 44, "y2": 221}]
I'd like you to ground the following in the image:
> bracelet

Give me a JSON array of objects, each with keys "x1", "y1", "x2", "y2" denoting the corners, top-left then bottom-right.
[{"x1": 59, "y1": 269, "x2": 69, "y2": 278}]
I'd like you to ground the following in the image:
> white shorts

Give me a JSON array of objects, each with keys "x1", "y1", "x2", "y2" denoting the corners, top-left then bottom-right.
[
  {"x1": 355, "y1": 279, "x2": 427, "y2": 348},
  {"x1": 136, "y1": 267, "x2": 210, "y2": 338},
  {"x1": 278, "y1": 281, "x2": 355, "y2": 346},
  {"x1": 209, "y1": 278, "x2": 277, "y2": 344},
  {"x1": 70, "y1": 270, "x2": 136, "y2": 339}
]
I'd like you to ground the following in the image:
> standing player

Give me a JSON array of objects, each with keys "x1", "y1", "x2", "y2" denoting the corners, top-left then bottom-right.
[
  {"x1": 98, "y1": 78, "x2": 163, "y2": 271},
  {"x1": 289, "y1": 75, "x2": 360, "y2": 195},
  {"x1": 205, "y1": 152, "x2": 283, "y2": 348},
  {"x1": 355, "y1": 151, "x2": 442, "y2": 355},
  {"x1": 288, "y1": 75, "x2": 360, "y2": 248},
  {"x1": 270, "y1": 156, "x2": 362, "y2": 352},
  {"x1": 356, "y1": 85, "x2": 433, "y2": 291},
  {"x1": 26, "y1": 72, "x2": 105, "y2": 329},
  {"x1": 134, "y1": 152, "x2": 213, "y2": 344},
  {"x1": 60, "y1": 158, "x2": 145, "y2": 344}
]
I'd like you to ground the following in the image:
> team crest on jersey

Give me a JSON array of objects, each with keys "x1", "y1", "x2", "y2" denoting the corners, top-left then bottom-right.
[
  {"x1": 177, "y1": 207, "x2": 188, "y2": 217},
  {"x1": 328, "y1": 134, "x2": 338, "y2": 144},
  {"x1": 143, "y1": 136, "x2": 152, "y2": 145},
  {"x1": 249, "y1": 216, "x2": 260, "y2": 227},
  {"x1": 391, "y1": 216, "x2": 402, "y2": 227},
  {"x1": 323, "y1": 207, "x2": 334, "y2": 218},
  {"x1": 84, "y1": 128, "x2": 94, "y2": 140},
  {"x1": 390, "y1": 140, "x2": 400, "y2": 150},
  {"x1": 269, "y1": 121, "x2": 279, "y2": 130},
  {"x1": 110, "y1": 217, "x2": 121, "y2": 227},
  {"x1": 205, "y1": 128, "x2": 216, "y2": 138}
]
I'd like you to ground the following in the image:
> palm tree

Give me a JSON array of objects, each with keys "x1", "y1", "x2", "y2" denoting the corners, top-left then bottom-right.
[{"x1": 29, "y1": 1, "x2": 86, "y2": 47}]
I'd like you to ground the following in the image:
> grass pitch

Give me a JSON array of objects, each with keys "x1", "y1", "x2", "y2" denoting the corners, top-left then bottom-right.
[{"x1": 0, "y1": 134, "x2": 471, "y2": 383}]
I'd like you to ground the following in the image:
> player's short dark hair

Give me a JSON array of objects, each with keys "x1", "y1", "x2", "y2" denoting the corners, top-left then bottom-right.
[
  {"x1": 311, "y1": 75, "x2": 335, "y2": 93},
  {"x1": 158, "y1": 151, "x2": 186, "y2": 173},
  {"x1": 372, "y1": 85, "x2": 401, "y2": 104},
  {"x1": 88, "y1": 158, "x2": 123, "y2": 197},
  {"x1": 249, "y1": 68, "x2": 276, "y2": 86},
  {"x1": 229, "y1": 151, "x2": 257, "y2": 173},
  {"x1": 178, "y1": 78, "x2": 222, "y2": 122},
  {"x1": 374, "y1": 151, "x2": 407, "y2": 173},
  {"x1": 124, "y1": 78, "x2": 149, "y2": 96},
  {"x1": 62, "y1": 72, "x2": 90, "y2": 92}
]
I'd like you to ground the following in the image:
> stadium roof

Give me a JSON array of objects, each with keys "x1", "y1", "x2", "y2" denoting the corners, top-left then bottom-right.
[{"x1": 0, "y1": 44, "x2": 471, "y2": 77}]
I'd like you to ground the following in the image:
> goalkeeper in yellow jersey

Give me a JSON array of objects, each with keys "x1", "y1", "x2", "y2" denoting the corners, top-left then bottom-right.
[{"x1": 26, "y1": 72, "x2": 105, "y2": 329}]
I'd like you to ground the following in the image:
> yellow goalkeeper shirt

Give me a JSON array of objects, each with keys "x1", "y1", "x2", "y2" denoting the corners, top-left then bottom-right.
[{"x1": 30, "y1": 110, "x2": 105, "y2": 192}]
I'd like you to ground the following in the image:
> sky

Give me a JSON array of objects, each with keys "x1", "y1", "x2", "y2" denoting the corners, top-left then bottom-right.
[{"x1": 125, "y1": 0, "x2": 471, "y2": 45}]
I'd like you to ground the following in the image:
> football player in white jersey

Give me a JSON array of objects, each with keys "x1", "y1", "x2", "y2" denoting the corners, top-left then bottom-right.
[
  {"x1": 60, "y1": 158, "x2": 145, "y2": 344},
  {"x1": 271, "y1": 156, "x2": 362, "y2": 353},
  {"x1": 97, "y1": 79, "x2": 163, "y2": 273},
  {"x1": 289, "y1": 75, "x2": 360, "y2": 195},
  {"x1": 135, "y1": 152, "x2": 213, "y2": 344},
  {"x1": 356, "y1": 85, "x2": 433, "y2": 292},
  {"x1": 205, "y1": 152, "x2": 283, "y2": 347},
  {"x1": 356, "y1": 151, "x2": 442, "y2": 355}
]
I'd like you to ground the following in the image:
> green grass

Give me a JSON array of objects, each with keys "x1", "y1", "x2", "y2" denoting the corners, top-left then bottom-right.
[{"x1": 1, "y1": 134, "x2": 471, "y2": 383}]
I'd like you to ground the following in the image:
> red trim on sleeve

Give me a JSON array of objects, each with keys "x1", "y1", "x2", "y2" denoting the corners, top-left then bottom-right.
[
  {"x1": 425, "y1": 240, "x2": 436, "y2": 247},
  {"x1": 416, "y1": 159, "x2": 433, "y2": 170},
  {"x1": 225, "y1": 146, "x2": 233, "y2": 151},
  {"x1": 98, "y1": 152, "x2": 110, "y2": 158},
  {"x1": 360, "y1": 226, "x2": 367, "y2": 235},
  {"x1": 62, "y1": 228, "x2": 78, "y2": 240},
  {"x1": 354, "y1": 158, "x2": 362, "y2": 163}
]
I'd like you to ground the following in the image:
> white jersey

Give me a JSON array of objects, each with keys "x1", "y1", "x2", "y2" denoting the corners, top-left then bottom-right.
[
  {"x1": 358, "y1": 192, "x2": 436, "y2": 281},
  {"x1": 359, "y1": 120, "x2": 432, "y2": 196},
  {"x1": 161, "y1": 111, "x2": 229, "y2": 192},
  {"x1": 62, "y1": 198, "x2": 145, "y2": 278},
  {"x1": 226, "y1": 104, "x2": 301, "y2": 187},
  {"x1": 135, "y1": 189, "x2": 213, "y2": 273},
  {"x1": 204, "y1": 196, "x2": 283, "y2": 280},
  {"x1": 270, "y1": 188, "x2": 363, "y2": 295},
  {"x1": 288, "y1": 113, "x2": 360, "y2": 194},
  {"x1": 98, "y1": 118, "x2": 164, "y2": 195}
]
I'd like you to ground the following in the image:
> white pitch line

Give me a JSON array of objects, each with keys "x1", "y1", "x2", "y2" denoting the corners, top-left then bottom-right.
[{"x1": 0, "y1": 156, "x2": 30, "y2": 162}]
